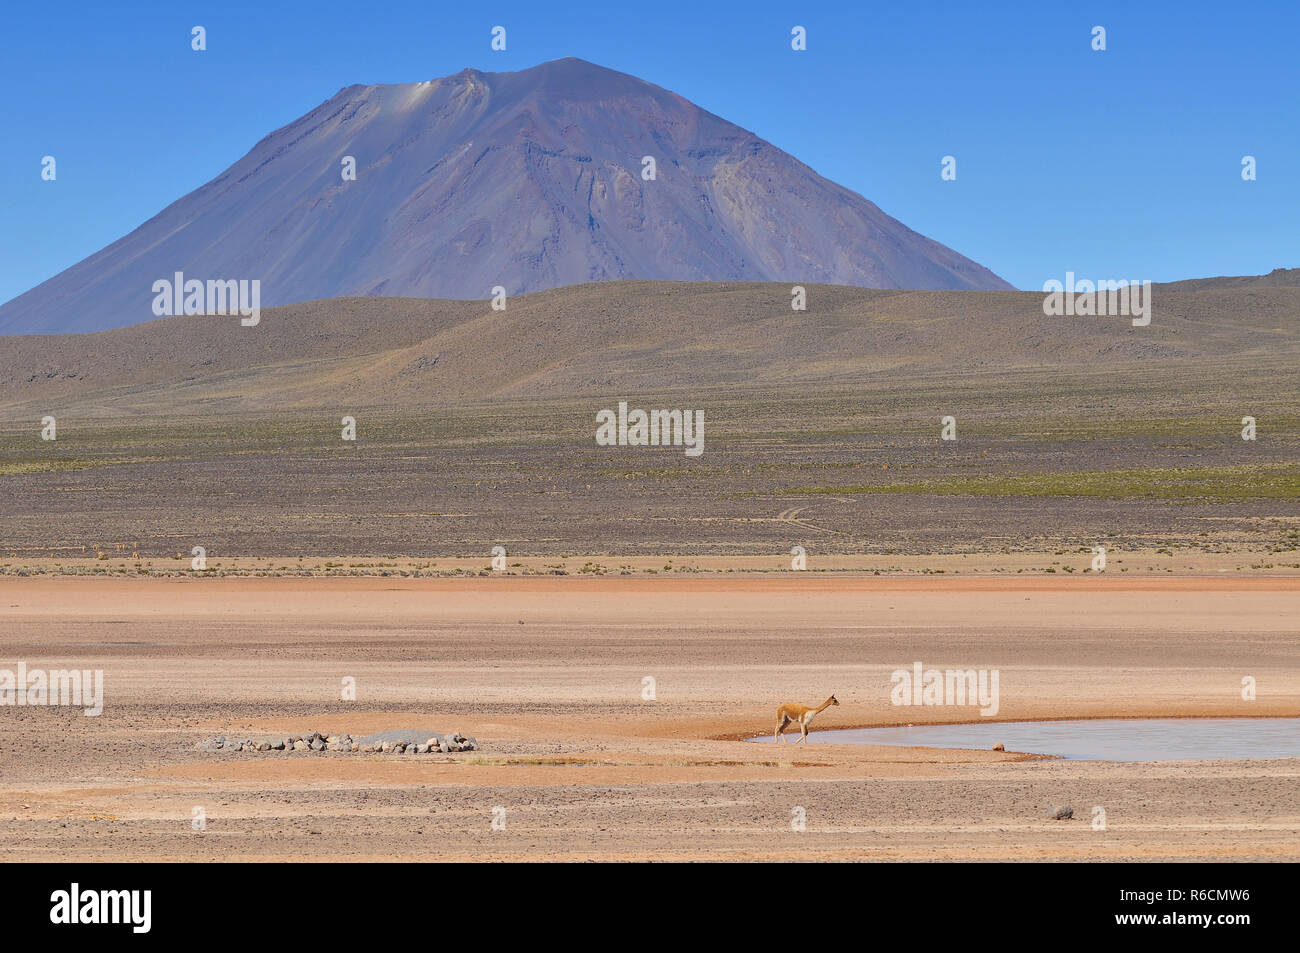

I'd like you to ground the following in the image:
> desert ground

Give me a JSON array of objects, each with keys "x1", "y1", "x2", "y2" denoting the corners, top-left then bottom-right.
[
  {"x1": 1, "y1": 366, "x2": 1297, "y2": 566},
  {"x1": 1, "y1": 281, "x2": 1296, "y2": 861},
  {"x1": 2, "y1": 283, "x2": 1296, "y2": 568},
  {"x1": 0, "y1": 574, "x2": 1296, "y2": 862}
]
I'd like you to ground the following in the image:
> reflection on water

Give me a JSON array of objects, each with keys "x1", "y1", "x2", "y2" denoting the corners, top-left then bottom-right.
[{"x1": 748, "y1": 718, "x2": 1300, "y2": 761}]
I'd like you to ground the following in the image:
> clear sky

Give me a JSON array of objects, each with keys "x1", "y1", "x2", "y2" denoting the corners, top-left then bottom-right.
[{"x1": 1, "y1": 0, "x2": 1297, "y2": 303}]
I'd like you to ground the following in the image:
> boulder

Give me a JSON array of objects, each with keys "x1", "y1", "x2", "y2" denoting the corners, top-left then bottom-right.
[
  {"x1": 1048, "y1": 805, "x2": 1074, "y2": 820},
  {"x1": 355, "y1": 729, "x2": 444, "y2": 748}
]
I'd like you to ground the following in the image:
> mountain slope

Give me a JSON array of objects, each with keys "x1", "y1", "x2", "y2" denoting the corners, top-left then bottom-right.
[
  {"x1": 2, "y1": 282, "x2": 1296, "y2": 416},
  {"x1": 1153, "y1": 267, "x2": 1300, "y2": 292},
  {"x1": 0, "y1": 58, "x2": 1011, "y2": 335}
]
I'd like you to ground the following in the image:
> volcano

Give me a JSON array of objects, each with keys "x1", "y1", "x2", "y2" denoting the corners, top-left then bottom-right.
[{"x1": 0, "y1": 57, "x2": 1012, "y2": 334}]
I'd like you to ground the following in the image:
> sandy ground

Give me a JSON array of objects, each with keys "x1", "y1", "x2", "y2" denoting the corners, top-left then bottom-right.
[{"x1": 0, "y1": 575, "x2": 1296, "y2": 861}]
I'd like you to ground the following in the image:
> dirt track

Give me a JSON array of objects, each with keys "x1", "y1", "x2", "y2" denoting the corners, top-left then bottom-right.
[{"x1": 0, "y1": 575, "x2": 1296, "y2": 861}]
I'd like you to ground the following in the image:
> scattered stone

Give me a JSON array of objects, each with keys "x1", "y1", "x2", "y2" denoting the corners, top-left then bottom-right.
[
  {"x1": 199, "y1": 727, "x2": 479, "y2": 755},
  {"x1": 1049, "y1": 805, "x2": 1074, "y2": 820}
]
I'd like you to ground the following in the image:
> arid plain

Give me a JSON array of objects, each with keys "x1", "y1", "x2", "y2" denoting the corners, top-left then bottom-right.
[
  {"x1": 0, "y1": 576, "x2": 1297, "y2": 861},
  {"x1": 0, "y1": 280, "x2": 1297, "y2": 861}
]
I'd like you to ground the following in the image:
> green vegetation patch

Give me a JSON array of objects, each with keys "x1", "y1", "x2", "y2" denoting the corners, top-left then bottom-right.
[{"x1": 782, "y1": 463, "x2": 1300, "y2": 502}]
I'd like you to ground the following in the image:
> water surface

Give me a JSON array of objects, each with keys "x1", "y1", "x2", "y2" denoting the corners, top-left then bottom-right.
[{"x1": 749, "y1": 718, "x2": 1300, "y2": 761}]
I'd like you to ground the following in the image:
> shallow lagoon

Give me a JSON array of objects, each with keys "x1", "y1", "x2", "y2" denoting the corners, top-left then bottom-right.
[{"x1": 749, "y1": 717, "x2": 1300, "y2": 761}]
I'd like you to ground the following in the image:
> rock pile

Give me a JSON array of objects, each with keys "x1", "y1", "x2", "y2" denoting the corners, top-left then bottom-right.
[{"x1": 197, "y1": 728, "x2": 477, "y2": 754}]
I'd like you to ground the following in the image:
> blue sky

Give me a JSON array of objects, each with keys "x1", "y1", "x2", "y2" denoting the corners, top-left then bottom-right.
[{"x1": 1, "y1": 0, "x2": 1296, "y2": 303}]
